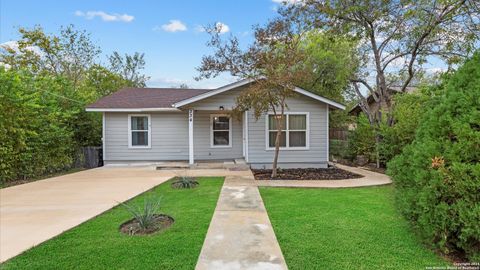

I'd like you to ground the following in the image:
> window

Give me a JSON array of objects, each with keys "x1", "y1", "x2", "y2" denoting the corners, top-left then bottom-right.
[
  {"x1": 267, "y1": 113, "x2": 308, "y2": 150},
  {"x1": 211, "y1": 114, "x2": 232, "y2": 147},
  {"x1": 128, "y1": 115, "x2": 151, "y2": 148}
]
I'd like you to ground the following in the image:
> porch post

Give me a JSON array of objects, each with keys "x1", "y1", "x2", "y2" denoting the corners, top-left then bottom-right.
[{"x1": 188, "y1": 109, "x2": 194, "y2": 165}]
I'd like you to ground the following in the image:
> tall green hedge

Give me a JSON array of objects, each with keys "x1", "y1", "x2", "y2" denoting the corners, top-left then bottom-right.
[
  {"x1": 387, "y1": 53, "x2": 480, "y2": 261},
  {"x1": 0, "y1": 69, "x2": 81, "y2": 182}
]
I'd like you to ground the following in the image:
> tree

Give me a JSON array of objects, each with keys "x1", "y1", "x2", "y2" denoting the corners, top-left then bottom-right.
[
  {"x1": 197, "y1": 20, "x2": 353, "y2": 177},
  {"x1": 108, "y1": 51, "x2": 149, "y2": 87},
  {"x1": 83, "y1": 64, "x2": 133, "y2": 99},
  {"x1": 287, "y1": 0, "x2": 480, "y2": 166},
  {"x1": 177, "y1": 83, "x2": 190, "y2": 89},
  {"x1": 0, "y1": 25, "x2": 101, "y2": 89},
  {"x1": 387, "y1": 52, "x2": 480, "y2": 261},
  {"x1": 298, "y1": 31, "x2": 358, "y2": 132},
  {"x1": 299, "y1": 31, "x2": 358, "y2": 102}
]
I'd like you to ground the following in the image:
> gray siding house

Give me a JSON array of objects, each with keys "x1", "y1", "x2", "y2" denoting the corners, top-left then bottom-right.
[{"x1": 86, "y1": 79, "x2": 345, "y2": 168}]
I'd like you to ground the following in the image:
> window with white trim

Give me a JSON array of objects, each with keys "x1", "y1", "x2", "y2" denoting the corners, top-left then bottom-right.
[
  {"x1": 211, "y1": 115, "x2": 232, "y2": 147},
  {"x1": 267, "y1": 113, "x2": 308, "y2": 149},
  {"x1": 128, "y1": 115, "x2": 151, "y2": 148}
]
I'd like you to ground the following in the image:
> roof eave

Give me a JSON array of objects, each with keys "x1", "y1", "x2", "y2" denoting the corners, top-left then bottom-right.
[
  {"x1": 85, "y1": 108, "x2": 182, "y2": 112},
  {"x1": 293, "y1": 87, "x2": 346, "y2": 110}
]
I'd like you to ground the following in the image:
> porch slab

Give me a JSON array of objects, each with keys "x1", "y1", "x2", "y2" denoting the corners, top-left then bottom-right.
[{"x1": 196, "y1": 174, "x2": 287, "y2": 270}]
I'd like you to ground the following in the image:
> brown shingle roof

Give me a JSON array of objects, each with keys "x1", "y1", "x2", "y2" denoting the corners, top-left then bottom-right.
[{"x1": 86, "y1": 88, "x2": 212, "y2": 109}]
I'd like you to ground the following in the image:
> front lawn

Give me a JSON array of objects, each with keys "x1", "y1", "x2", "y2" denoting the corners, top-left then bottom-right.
[
  {"x1": 259, "y1": 186, "x2": 449, "y2": 269},
  {"x1": 2, "y1": 177, "x2": 224, "y2": 270}
]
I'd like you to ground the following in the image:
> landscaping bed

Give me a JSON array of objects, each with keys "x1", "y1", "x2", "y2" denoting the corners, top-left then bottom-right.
[
  {"x1": 252, "y1": 167, "x2": 363, "y2": 180},
  {"x1": 119, "y1": 214, "x2": 174, "y2": 235}
]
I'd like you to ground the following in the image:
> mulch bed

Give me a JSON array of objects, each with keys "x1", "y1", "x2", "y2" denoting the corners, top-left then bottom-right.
[
  {"x1": 252, "y1": 168, "x2": 363, "y2": 180},
  {"x1": 119, "y1": 214, "x2": 174, "y2": 235}
]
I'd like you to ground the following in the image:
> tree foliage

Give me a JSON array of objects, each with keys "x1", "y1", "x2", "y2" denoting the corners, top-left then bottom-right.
[
  {"x1": 108, "y1": 51, "x2": 149, "y2": 87},
  {"x1": 387, "y1": 52, "x2": 480, "y2": 261},
  {"x1": 0, "y1": 25, "x2": 149, "y2": 183},
  {"x1": 0, "y1": 25, "x2": 101, "y2": 89},
  {"x1": 288, "y1": 0, "x2": 480, "y2": 125}
]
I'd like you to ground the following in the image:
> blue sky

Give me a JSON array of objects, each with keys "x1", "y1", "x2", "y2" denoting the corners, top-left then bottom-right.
[{"x1": 1, "y1": 0, "x2": 285, "y2": 88}]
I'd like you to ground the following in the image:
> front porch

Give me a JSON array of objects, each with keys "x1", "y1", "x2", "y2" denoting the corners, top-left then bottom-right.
[
  {"x1": 155, "y1": 158, "x2": 249, "y2": 170},
  {"x1": 187, "y1": 109, "x2": 248, "y2": 165}
]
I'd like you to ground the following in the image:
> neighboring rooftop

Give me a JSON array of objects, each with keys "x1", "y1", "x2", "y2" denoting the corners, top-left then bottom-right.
[
  {"x1": 86, "y1": 88, "x2": 212, "y2": 109},
  {"x1": 349, "y1": 86, "x2": 417, "y2": 116}
]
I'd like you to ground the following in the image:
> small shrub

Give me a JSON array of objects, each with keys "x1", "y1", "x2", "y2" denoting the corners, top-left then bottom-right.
[
  {"x1": 346, "y1": 114, "x2": 376, "y2": 162},
  {"x1": 387, "y1": 52, "x2": 480, "y2": 261},
  {"x1": 120, "y1": 196, "x2": 162, "y2": 230},
  {"x1": 329, "y1": 139, "x2": 349, "y2": 160},
  {"x1": 171, "y1": 176, "x2": 199, "y2": 189}
]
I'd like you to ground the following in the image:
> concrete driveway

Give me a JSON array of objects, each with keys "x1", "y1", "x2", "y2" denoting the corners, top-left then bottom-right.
[{"x1": 0, "y1": 167, "x2": 177, "y2": 262}]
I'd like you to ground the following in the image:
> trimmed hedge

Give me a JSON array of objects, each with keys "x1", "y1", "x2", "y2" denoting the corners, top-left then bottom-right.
[{"x1": 387, "y1": 53, "x2": 480, "y2": 261}]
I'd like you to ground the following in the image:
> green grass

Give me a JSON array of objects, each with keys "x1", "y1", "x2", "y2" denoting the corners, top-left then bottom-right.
[
  {"x1": 259, "y1": 186, "x2": 449, "y2": 270},
  {"x1": 2, "y1": 177, "x2": 224, "y2": 270}
]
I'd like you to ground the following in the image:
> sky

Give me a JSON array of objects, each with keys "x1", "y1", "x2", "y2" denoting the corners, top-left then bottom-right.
[{"x1": 0, "y1": 0, "x2": 287, "y2": 89}]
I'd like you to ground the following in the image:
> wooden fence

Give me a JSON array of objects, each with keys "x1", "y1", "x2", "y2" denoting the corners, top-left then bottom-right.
[
  {"x1": 73, "y1": 146, "x2": 102, "y2": 168},
  {"x1": 329, "y1": 127, "x2": 349, "y2": 141}
]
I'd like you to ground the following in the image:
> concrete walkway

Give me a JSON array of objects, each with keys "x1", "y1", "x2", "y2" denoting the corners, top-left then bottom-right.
[
  {"x1": 196, "y1": 172, "x2": 287, "y2": 270},
  {"x1": 255, "y1": 163, "x2": 392, "y2": 188}
]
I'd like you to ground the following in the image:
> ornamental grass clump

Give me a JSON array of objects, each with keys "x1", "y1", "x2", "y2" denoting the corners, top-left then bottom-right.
[
  {"x1": 387, "y1": 52, "x2": 480, "y2": 261},
  {"x1": 120, "y1": 196, "x2": 162, "y2": 230},
  {"x1": 171, "y1": 176, "x2": 199, "y2": 189}
]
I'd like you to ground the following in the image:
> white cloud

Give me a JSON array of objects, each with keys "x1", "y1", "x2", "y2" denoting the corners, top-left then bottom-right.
[
  {"x1": 194, "y1": 23, "x2": 230, "y2": 34},
  {"x1": 194, "y1": 25, "x2": 206, "y2": 33},
  {"x1": 1, "y1": 40, "x2": 43, "y2": 55},
  {"x1": 74, "y1": 10, "x2": 134, "y2": 22},
  {"x1": 272, "y1": 0, "x2": 304, "y2": 5},
  {"x1": 215, "y1": 22, "x2": 230, "y2": 34},
  {"x1": 0, "y1": 63, "x2": 11, "y2": 69},
  {"x1": 426, "y1": 67, "x2": 447, "y2": 74},
  {"x1": 158, "y1": 20, "x2": 187, "y2": 32},
  {"x1": 1, "y1": 41, "x2": 20, "y2": 51}
]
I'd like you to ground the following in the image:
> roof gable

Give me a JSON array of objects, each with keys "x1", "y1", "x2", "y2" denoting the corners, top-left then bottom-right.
[{"x1": 173, "y1": 79, "x2": 345, "y2": 110}]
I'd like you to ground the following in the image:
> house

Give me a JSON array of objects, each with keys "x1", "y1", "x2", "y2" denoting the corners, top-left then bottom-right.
[
  {"x1": 349, "y1": 86, "x2": 416, "y2": 116},
  {"x1": 86, "y1": 79, "x2": 345, "y2": 168}
]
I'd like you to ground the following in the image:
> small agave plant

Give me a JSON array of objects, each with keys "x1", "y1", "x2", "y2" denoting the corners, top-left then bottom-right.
[
  {"x1": 171, "y1": 170, "x2": 199, "y2": 189},
  {"x1": 120, "y1": 196, "x2": 162, "y2": 230}
]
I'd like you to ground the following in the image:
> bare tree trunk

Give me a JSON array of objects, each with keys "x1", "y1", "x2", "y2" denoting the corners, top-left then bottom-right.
[
  {"x1": 271, "y1": 123, "x2": 282, "y2": 178},
  {"x1": 375, "y1": 133, "x2": 381, "y2": 168},
  {"x1": 271, "y1": 102, "x2": 285, "y2": 178}
]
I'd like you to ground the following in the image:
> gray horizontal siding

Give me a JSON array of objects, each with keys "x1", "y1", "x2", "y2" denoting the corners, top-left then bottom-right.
[
  {"x1": 247, "y1": 94, "x2": 328, "y2": 165},
  {"x1": 104, "y1": 112, "x2": 189, "y2": 161},
  {"x1": 193, "y1": 111, "x2": 243, "y2": 160},
  {"x1": 104, "y1": 111, "x2": 243, "y2": 162}
]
